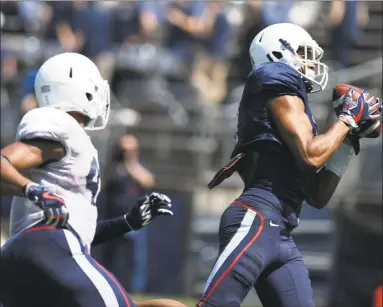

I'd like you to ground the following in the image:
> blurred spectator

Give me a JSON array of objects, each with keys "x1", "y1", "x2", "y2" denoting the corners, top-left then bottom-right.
[
  {"x1": 260, "y1": 0, "x2": 295, "y2": 26},
  {"x1": 164, "y1": 0, "x2": 206, "y2": 63},
  {"x1": 45, "y1": 1, "x2": 82, "y2": 52},
  {"x1": 235, "y1": 1, "x2": 321, "y2": 80},
  {"x1": 1, "y1": 48, "x2": 18, "y2": 82},
  {"x1": 17, "y1": 1, "x2": 51, "y2": 35},
  {"x1": 286, "y1": 1, "x2": 322, "y2": 29},
  {"x1": 100, "y1": 135, "x2": 155, "y2": 293},
  {"x1": 192, "y1": 1, "x2": 232, "y2": 104},
  {"x1": 111, "y1": 1, "x2": 163, "y2": 45},
  {"x1": 46, "y1": 1, "x2": 114, "y2": 80},
  {"x1": 261, "y1": 1, "x2": 321, "y2": 29},
  {"x1": 19, "y1": 68, "x2": 38, "y2": 116},
  {"x1": 236, "y1": 1, "x2": 264, "y2": 80},
  {"x1": 329, "y1": 0, "x2": 369, "y2": 68}
]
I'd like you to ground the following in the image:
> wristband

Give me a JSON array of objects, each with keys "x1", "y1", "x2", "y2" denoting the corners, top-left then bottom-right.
[
  {"x1": 324, "y1": 142, "x2": 354, "y2": 178},
  {"x1": 337, "y1": 117, "x2": 355, "y2": 131}
]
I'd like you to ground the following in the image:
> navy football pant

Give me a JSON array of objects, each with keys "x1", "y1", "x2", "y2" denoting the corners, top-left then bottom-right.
[
  {"x1": 0, "y1": 225, "x2": 136, "y2": 307},
  {"x1": 197, "y1": 200, "x2": 314, "y2": 307}
]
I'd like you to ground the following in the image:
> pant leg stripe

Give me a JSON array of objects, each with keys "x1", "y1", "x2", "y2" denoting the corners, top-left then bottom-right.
[
  {"x1": 203, "y1": 209, "x2": 256, "y2": 293},
  {"x1": 63, "y1": 230, "x2": 120, "y2": 307},
  {"x1": 199, "y1": 202, "x2": 265, "y2": 307},
  {"x1": 87, "y1": 256, "x2": 132, "y2": 307}
]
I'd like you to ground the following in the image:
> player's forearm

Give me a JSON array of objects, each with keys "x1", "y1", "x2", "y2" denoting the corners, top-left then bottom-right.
[
  {"x1": 306, "y1": 168, "x2": 341, "y2": 209},
  {"x1": 306, "y1": 137, "x2": 355, "y2": 208},
  {"x1": 91, "y1": 215, "x2": 132, "y2": 246},
  {"x1": 305, "y1": 120, "x2": 350, "y2": 169}
]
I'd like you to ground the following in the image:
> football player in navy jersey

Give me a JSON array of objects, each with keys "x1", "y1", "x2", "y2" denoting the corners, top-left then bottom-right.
[{"x1": 197, "y1": 23, "x2": 381, "y2": 307}]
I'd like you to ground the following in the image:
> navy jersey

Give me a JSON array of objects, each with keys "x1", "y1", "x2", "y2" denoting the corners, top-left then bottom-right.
[{"x1": 235, "y1": 62, "x2": 317, "y2": 219}]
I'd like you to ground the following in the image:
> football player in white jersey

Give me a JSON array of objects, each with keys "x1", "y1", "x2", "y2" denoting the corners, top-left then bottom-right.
[{"x1": 0, "y1": 53, "x2": 186, "y2": 307}]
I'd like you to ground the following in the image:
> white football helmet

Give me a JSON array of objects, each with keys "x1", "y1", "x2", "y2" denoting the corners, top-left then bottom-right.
[
  {"x1": 34, "y1": 52, "x2": 110, "y2": 130},
  {"x1": 249, "y1": 23, "x2": 328, "y2": 93}
]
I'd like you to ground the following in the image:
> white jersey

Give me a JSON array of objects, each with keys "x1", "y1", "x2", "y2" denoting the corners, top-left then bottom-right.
[{"x1": 10, "y1": 107, "x2": 100, "y2": 251}]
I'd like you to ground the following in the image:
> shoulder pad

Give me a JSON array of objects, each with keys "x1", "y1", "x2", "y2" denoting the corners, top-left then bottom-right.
[
  {"x1": 249, "y1": 62, "x2": 303, "y2": 95},
  {"x1": 16, "y1": 108, "x2": 76, "y2": 142}
]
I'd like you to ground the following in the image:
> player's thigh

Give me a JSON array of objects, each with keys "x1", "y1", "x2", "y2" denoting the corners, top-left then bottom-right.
[
  {"x1": 1, "y1": 228, "x2": 136, "y2": 307},
  {"x1": 53, "y1": 229, "x2": 136, "y2": 307},
  {"x1": 197, "y1": 203, "x2": 276, "y2": 307},
  {"x1": 255, "y1": 258, "x2": 314, "y2": 307},
  {"x1": 0, "y1": 234, "x2": 50, "y2": 307}
]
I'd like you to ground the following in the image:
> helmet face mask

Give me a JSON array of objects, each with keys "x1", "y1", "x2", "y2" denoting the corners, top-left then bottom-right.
[
  {"x1": 294, "y1": 41, "x2": 329, "y2": 93},
  {"x1": 249, "y1": 23, "x2": 329, "y2": 93},
  {"x1": 34, "y1": 52, "x2": 111, "y2": 130},
  {"x1": 83, "y1": 79, "x2": 110, "y2": 131}
]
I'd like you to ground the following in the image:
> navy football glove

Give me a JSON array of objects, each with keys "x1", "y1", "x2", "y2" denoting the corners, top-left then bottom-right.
[
  {"x1": 336, "y1": 89, "x2": 381, "y2": 130},
  {"x1": 24, "y1": 183, "x2": 69, "y2": 227},
  {"x1": 124, "y1": 192, "x2": 173, "y2": 230}
]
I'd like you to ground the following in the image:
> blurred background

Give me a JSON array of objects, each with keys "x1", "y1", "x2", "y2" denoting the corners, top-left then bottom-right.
[{"x1": 0, "y1": 1, "x2": 382, "y2": 306}]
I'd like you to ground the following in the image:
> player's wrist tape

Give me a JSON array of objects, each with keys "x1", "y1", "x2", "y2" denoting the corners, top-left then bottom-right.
[
  {"x1": 324, "y1": 142, "x2": 354, "y2": 177},
  {"x1": 337, "y1": 117, "x2": 356, "y2": 131}
]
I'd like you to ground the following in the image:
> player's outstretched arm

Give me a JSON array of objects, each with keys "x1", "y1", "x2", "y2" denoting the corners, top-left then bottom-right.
[{"x1": 92, "y1": 193, "x2": 173, "y2": 246}]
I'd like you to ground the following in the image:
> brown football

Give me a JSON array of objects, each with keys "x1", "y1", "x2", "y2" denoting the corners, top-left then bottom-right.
[
  {"x1": 332, "y1": 83, "x2": 381, "y2": 138},
  {"x1": 332, "y1": 83, "x2": 364, "y2": 104}
]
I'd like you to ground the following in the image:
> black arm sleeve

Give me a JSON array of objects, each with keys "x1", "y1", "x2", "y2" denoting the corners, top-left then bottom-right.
[{"x1": 91, "y1": 215, "x2": 132, "y2": 246}]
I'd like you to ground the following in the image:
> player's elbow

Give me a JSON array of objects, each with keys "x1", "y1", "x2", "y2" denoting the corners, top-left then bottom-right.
[{"x1": 298, "y1": 157, "x2": 323, "y2": 173}]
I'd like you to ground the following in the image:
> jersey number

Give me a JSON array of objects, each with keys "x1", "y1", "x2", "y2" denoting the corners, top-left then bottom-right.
[{"x1": 86, "y1": 157, "x2": 100, "y2": 205}]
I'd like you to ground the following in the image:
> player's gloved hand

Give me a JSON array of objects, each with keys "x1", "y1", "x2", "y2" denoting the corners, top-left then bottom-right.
[
  {"x1": 24, "y1": 183, "x2": 69, "y2": 227},
  {"x1": 337, "y1": 89, "x2": 381, "y2": 130},
  {"x1": 124, "y1": 192, "x2": 173, "y2": 230}
]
